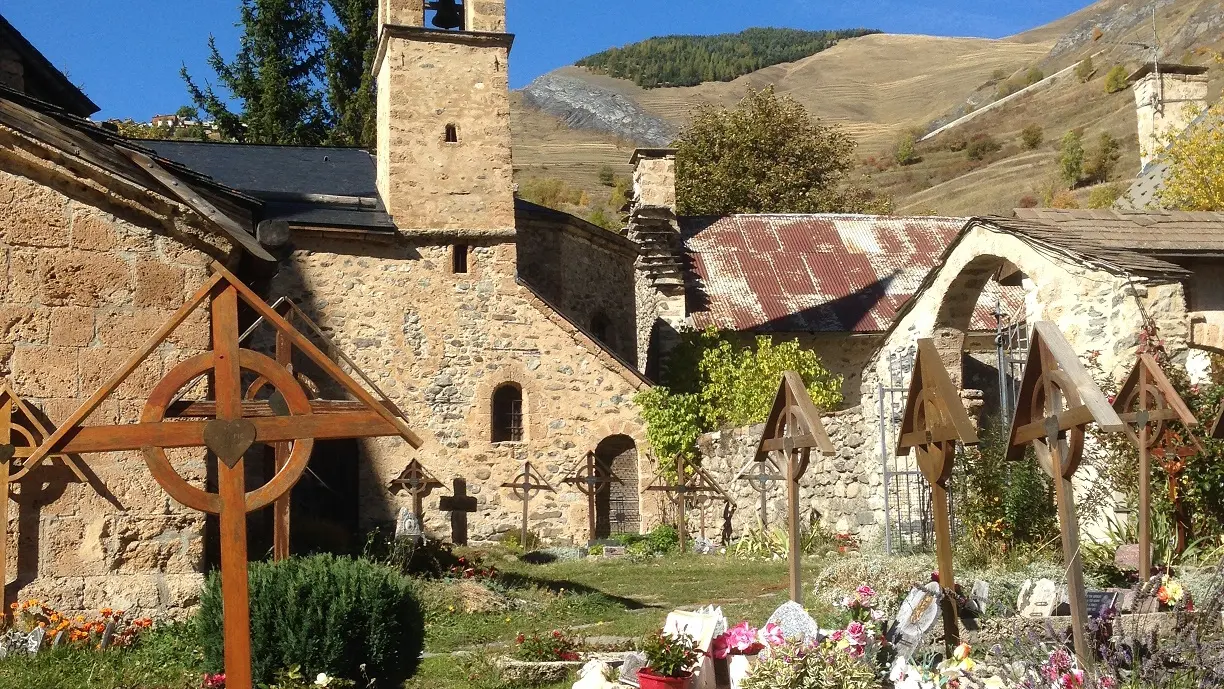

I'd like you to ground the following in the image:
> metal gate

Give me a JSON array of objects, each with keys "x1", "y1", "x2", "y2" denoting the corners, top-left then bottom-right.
[
  {"x1": 995, "y1": 302, "x2": 1029, "y2": 428},
  {"x1": 879, "y1": 346, "x2": 936, "y2": 554}
]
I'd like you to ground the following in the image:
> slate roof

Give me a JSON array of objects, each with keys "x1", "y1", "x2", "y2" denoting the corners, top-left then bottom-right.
[
  {"x1": 0, "y1": 14, "x2": 98, "y2": 117},
  {"x1": 1119, "y1": 108, "x2": 1214, "y2": 211},
  {"x1": 680, "y1": 214, "x2": 1014, "y2": 333},
  {"x1": 145, "y1": 140, "x2": 395, "y2": 231},
  {"x1": 1010, "y1": 208, "x2": 1224, "y2": 261}
]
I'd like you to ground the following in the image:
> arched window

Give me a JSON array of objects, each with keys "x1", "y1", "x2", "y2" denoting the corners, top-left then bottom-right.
[
  {"x1": 492, "y1": 384, "x2": 523, "y2": 442},
  {"x1": 590, "y1": 311, "x2": 611, "y2": 345}
]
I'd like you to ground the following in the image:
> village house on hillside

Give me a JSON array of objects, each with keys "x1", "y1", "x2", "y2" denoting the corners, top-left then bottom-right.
[{"x1": 1, "y1": 1, "x2": 1224, "y2": 614}]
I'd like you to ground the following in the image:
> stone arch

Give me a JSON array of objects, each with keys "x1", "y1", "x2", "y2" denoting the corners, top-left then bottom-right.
[
  {"x1": 467, "y1": 364, "x2": 546, "y2": 444},
  {"x1": 594, "y1": 435, "x2": 639, "y2": 538}
]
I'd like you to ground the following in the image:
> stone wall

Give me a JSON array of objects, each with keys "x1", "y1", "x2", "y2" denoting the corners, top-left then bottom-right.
[
  {"x1": 696, "y1": 407, "x2": 879, "y2": 542},
  {"x1": 268, "y1": 233, "x2": 649, "y2": 546},
  {"x1": 515, "y1": 206, "x2": 639, "y2": 365},
  {"x1": 0, "y1": 146, "x2": 236, "y2": 619}
]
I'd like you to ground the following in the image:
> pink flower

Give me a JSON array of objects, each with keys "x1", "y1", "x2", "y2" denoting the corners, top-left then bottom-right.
[
  {"x1": 846, "y1": 621, "x2": 867, "y2": 645},
  {"x1": 855, "y1": 584, "x2": 876, "y2": 600},
  {"x1": 760, "y1": 622, "x2": 785, "y2": 647},
  {"x1": 711, "y1": 633, "x2": 730, "y2": 660},
  {"x1": 830, "y1": 629, "x2": 845, "y2": 642}
]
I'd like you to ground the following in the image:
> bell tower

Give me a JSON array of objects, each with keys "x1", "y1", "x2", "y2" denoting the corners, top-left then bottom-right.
[{"x1": 374, "y1": 0, "x2": 514, "y2": 233}]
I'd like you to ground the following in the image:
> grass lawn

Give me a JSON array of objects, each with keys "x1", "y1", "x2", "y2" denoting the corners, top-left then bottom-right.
[{"x1": 0, "y1": 553, "x2": 834, "y2": 689}]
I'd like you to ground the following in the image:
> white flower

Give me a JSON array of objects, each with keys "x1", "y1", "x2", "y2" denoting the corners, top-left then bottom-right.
[{"x1": 315, "y1": 673, "x2": 330, "y2": 686}]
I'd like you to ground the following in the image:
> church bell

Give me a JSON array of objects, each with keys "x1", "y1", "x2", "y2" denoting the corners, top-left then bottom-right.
[{"x1": 426, "y1": 0, "x2": 465, "y2": 30}]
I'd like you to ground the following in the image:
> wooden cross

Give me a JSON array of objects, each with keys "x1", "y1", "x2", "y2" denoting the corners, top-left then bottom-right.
[
  {"x1": 22, "y1": 263, "x2": 423, "y2": 689},
  {"x1": 1113, "y1": 353, "x2": 1199, "y2": 581},
  {"x1": 438, "y1": 478, "x2": 479, "y2": 545},
  {"x1": 0, "y1": 382, "x2": 87, "y2": 622},
  {"x1": 1007, "y1": 322, "x2": 1123, "y2": 665},
  {"x1": 562, "y1": 451, "x2": 622, "y2": 544},
  {"x1": 734, "y1": 455, "x2": 783, "y2": 528},
  {"x1": 501, "y1": 461, "x2": 554, "y2": 548},
  {"x1": 644, "y1": 454, "x2": 721, "y2": 554},
  {"x1": 896, "y1": 339, "x2": 979, "y2": 656},
  {"x1": 390, "y1": 458, "x2": 443, "y2": 525},
  {"x1": 754, "y1": 371, "x2": 835, "y2": 604},
  {"x1": 685, "y1": 466, "x2": 733, "y2": 541}
]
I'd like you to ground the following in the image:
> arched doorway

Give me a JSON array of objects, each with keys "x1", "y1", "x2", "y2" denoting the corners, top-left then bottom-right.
[{"x1": 594, "y1": 435, "x2": 639, "y2": 538}]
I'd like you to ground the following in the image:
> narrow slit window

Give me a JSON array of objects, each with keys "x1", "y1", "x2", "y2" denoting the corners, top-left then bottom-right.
[
  {"x1": 452, "y1": 244, "x2": 469, "y2": 274},
  {"x1": 445, "y1": 124, "x2": 458, "y2": 143},
  {"x1": 492, "y1": 384, "x2": 523, "y2": 442}
]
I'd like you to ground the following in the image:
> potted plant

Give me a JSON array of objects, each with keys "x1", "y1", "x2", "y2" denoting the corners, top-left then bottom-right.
[
  {"x1": 712, "y1": 621, "x2": 783, "y2": 689},
  {"x1": 639, "y1": 630, "x2": 700, "y2": 689}
]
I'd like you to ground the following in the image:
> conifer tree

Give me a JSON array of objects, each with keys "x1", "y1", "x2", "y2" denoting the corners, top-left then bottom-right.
[{"x1": 324, "y1": 0, "x2": 378, "y2": 146}]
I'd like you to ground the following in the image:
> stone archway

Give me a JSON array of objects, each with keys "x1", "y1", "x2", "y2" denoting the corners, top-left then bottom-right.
[{"x1": 594, "y1": 435, "x2": 639, "y2": 538}]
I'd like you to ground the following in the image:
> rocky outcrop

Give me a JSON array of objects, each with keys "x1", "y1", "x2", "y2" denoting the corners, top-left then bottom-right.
[{"x1": 519, "y1": 72, "x2": 676, "y2": 147}]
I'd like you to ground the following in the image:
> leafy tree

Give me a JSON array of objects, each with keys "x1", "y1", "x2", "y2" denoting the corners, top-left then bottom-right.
[
  {"x1": 1020, "y1": 123, "x2": 1044, "y2": 150},
  {"x1": 323, "y1": 0, "x2": 377, "y2": 146},
  {"x1": 1075, "y1": 56, "x2": 1095, "y2": 83},
  {"x1": 175, "y1": 105, "x2": 200, "y2": 120},
  {"x1": 1058, "y1": 130, "x2": 1085, "y2": 186},
  {"x1": 1024, "y1": 67, "x2": 1045, "y2": 85},
  {"x1": 1105, "y1": 65, "x2": 1129, "y2": 94},
  {"x1": 675, "y1": 87, "x2": 891, "y2": 215},
  {"x1": 1084, "y1": 132, "x2": 1121, "y2": 183},
  {"x1": 965, "y1": 133, "x2": 1001, "y2": 161},
  {"x1": 1087, "y1": 183, "x2": 1125, "y2": 209},
  {"x1": 577, "y1": 28, "x2": 880, "y2": 89},
  {"x1": 1155, "y1": 100, "x2": 1224, "y2": 210},
  {"x1": 894, "y1": 132, "x2": 918, "y2": 166},
  {"x1": 1050, "y1": 189, "x2": 1080, "y2": 209},
  {"x1": 183, "y1": 0, "x2": 328, "y2": 144}
]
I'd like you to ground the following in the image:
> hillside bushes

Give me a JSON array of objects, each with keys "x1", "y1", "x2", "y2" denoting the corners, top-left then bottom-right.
[
  {"x1": 577, "y1": 27, "x2": 880, "y2": 88},
  {"x1": 197, "y1": 555, "x2": 425, "y2": 686},
  {"x1": 1105, "y1": 65, "x2": 1129, "y2": 94}
]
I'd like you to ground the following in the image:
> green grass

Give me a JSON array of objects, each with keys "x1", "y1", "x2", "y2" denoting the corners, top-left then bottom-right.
[{"x1": 0, "y1": 623, "x2": 202, "y2": 689}]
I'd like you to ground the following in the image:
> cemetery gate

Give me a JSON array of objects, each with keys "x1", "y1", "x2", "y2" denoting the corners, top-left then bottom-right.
[{"x1": 995, "y1": 303, "x2": 1029, "y2": 430}]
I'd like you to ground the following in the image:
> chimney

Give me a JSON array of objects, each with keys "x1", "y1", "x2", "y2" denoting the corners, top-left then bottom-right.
[
  {"x1": 626, "y1": 149, "x2": 684, "y2": 378},
  {"x1": 1131, "y1": 63, "x2": 1209, "y2": 169},
  {"x1": 630, "y1": 148, "x2": 677, "y2": 213}
]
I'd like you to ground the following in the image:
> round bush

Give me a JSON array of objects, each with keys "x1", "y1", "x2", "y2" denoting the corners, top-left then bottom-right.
[{"x1": 197, "y1": 554, "x2": 425, "y2": 686}]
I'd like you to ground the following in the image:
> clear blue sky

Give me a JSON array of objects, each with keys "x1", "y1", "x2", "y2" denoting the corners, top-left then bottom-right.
[{"x1": 5, "y1": 0, "x2": 1093, "y2": 121}]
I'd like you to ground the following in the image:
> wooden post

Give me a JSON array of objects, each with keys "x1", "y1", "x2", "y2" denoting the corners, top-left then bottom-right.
[
  {"x1": 0, "y1": 396, "x2": 10, "y2": 622},
  {"x1": 645, "y1": 456, "x2": 724, "y2": 554},
  {"x1": 676, "y1": 454, "x2": 687, "y2": 554},
  {"x1": 754, "y1": 372, "x2": 836, "y2": 605},
  {"x1": 1138, "y1": 376, "x2": 1151, "y2": 581},
  {"x1": 272, "y1": 318, "x2": 292, "y2": 562}
]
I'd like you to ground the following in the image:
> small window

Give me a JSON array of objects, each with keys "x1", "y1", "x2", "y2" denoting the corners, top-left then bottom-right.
[
  {"x1": 492, "y1": 384, "x2": 523, "y2": 442},
  {"x1": 444, "y1": 124, "x2": 458, "y2": 143},
  {"x1": 452, "y1": 244, "x2": 469, "y2": 274}
]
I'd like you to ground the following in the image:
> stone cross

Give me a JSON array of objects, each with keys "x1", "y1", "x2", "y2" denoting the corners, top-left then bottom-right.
[
  {"x1": 735, "y1": 456, "x2": 783, "y2": 528},
  {"x1": 754, "y1": 371, "x2": 836, "y2": 604},
  {"x1": 1115, "y1": 352, "x2": 1200, "y2": 579},
  {"x1": 390, "y1": 458, "x2": 443, "y2": 525},
  {"x1": 1007, "y1": 322, "x2": 1124, "y2": 665},
  {"x1": 439, "y1": 478, "x2": 478, "y2": 545},
  {"x1": 895, "y1": 339, "x2": 979, "y2": 655},
  {"x1": 501, "y1": 461, "x2": 554, "y2": 548},
  {"x1": 562, "y1": 451, "x2": 622, "y2": 544}
]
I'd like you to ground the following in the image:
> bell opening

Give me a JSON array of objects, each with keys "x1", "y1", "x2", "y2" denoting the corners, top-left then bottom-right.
[{"x1": 425, "y1": 0, "x2": 465, "y2": 31}]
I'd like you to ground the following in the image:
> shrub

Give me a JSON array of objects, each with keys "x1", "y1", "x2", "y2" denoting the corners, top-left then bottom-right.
[
  {"x1": 1024, "y1": 67, "x2": 1045, "y2": 86},
  {"x1": 955, "y1": 419, "x2": 1056, "y2": 550},
  {"x1": 1105, "y1": 65, "x2": 1129, "y2": 94},
  {"x1": 1050, "y1": 189, "x2": 1080, "y2": 208},
  {"x1": 363, "y1": 531, "x2": 463, "y2": 579},
  {"x1": 1020, "y1": 123, "x2": 1043, "y2": 150},
  {"x1": 1058, "y1": 130, "x2": 1084, "y2": 185},
  {"x1": 1017, "y1": 194, "x2": 1039, "y2": 208},
  {"x1": 501, "y1": 529, "x2": 541, "y2": 552},
  {"x1": 644, "y1": 523, "x2": 680, "y2": 554},
  {"x1": 197, "y1": 555, "x2": 425, "y2": 686},
  {"x1": 1084, "y1": 131, "x2": 1122, "y2": 183},
  {"x1": 948, "y1": 137, "x2": 968, "y2": 153},
  {"x1": 1075, "y1": 56, "x2": 1095, "y2": 83},
  {"x1": 1087, "y1": 183, "x2": 1125, "y2": 209},
  {"x1": 514, "y1": 629, "x2": 583, "y2": 661},
  {"x1": 966, "y1": 133, "x2": 1001, "y2": 161},
  {"x1": 894, "y1": 132, "x2": 919, "y2": 166},
  {"x1": 597, "y1": 165, "x2": 615, "y2": 186}
]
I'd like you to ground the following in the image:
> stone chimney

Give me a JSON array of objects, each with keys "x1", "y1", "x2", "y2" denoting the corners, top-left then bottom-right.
[
  {"x1": 1131, "y1": 63, "x2": 1209, "y2": 169},
  {"x1": 630, "y1": 148, "x2": 677, "y2": 213},
  {"x1": 626, "y1": 149, "x2": 685, "y2": 378},
  {"x1": 374, "y1": 0, "x2": 514, "y2": 233}
]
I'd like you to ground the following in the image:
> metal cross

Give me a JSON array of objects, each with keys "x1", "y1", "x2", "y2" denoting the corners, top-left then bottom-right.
[
  {"x1": 734, "y1": 456, "x2": 783, "y2": 528},
  {"x1": 562, "y1": 451, "x2": 622, "y2": 543},
  {"x1": 501, "y1": 461, "x2": 554, "y2": 548},
  {"x1": 390, "y1": 458, "x2": 444, "y2": 525}
]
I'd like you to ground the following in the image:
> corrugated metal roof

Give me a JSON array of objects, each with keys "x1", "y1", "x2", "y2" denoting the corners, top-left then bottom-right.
[{"x1": 681, "y1": 214, "x2": 1012, "y2": 333}]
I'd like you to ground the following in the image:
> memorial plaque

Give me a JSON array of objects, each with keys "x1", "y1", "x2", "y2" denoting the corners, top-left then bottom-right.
[
  {"x1": 890, "y1": 584, "x2": 944, "y2": 659},
  {"x1": 1019, "y1": 579, "x2": 1063, "y2": 618},
  {"x1": 1085, "y1": 590, "x2": 1119, "y2": 619},
  {"x1": 618, "y1": 651, "x2": 647, "y2": 687}
]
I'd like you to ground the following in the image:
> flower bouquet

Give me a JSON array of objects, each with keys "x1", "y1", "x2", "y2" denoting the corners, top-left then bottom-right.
[{"x1": 711, "y1": 621, "x2": 785, "y2": 689}]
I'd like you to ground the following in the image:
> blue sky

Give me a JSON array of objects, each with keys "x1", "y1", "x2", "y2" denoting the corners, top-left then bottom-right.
[{"x1": 6, "y1": 0, "x2": 1094, "y2": 121}]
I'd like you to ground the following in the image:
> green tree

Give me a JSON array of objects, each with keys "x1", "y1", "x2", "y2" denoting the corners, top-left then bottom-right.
[
  {"x1": 323, "y1": 0, "x2": 377, "y2": 146},
  {"x1": 1105, "y1": 65, "x2": 1129, "y2": 94},
  {"x1": 1058, "y1": 130, "x2": 1085, "y2": 186},
  {"x1": 598, "y1": 165, "x2": 616, "y2": 186},
  {"x1": 1075, "y1": 56, "x2": 1095, "y2": 83},
  {"x1": 182, "y1": 0, "x2": 328, "y2": 144},
  {"x1": 1024, "y1": 67, "x2": 1045, "y2": 85},
  {"x1": 894, "y1": 132, "x2": 918, "y2": 166},
  {"x1": 1020, "y1": 123, "x2": 1044, "y2": 150},
  {"x1": 1085, "y1": 132, "x2": 1122, "y2": 183},
  {"x1": 175, "y1": 105, "x2": 200, "y2": 120},
  {"x1": 675, "y1": 87, "x2": 891, "y2": 215}
]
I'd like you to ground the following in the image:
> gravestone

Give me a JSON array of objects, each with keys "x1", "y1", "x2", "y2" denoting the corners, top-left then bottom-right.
[
  {"x1": 1018, "y1": 579, "x2": 1063, "y2": 618},
  {"x1": 618, "y1": 651, "x2": 647, "y2": 687},
  {"x1": 968, "y1": 580, "x2": 990, "y2": 615},
  {"x1": 693, "y1": 537, "x2": 715, "y2": 555},
  {"x1": 1115, "y1": 544, "x2": 1144, "y2": 572},
  {"x1": 1113, "y1": 588, "x2": 1138, "y2": 614},
  {"x1": 889, "y1": 583, "x2": 944, "y2": 660},
  {"x1": 766, "y1": 601, "x2": 820, "y2": 643},
  {"x1": 395, "y1": 506, "x2": 423, "y2": 541},
  {"x1": 1085, "y1": 590, "x2": 1119, "y2": 619},
  {"x1": 601, "y1": 545, "x2": 626, "y2": 558}
]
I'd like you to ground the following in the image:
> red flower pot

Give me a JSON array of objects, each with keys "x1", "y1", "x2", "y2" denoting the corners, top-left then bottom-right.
[{"x1": 638, "y1": 669, "x2": 693, "y2": 689}]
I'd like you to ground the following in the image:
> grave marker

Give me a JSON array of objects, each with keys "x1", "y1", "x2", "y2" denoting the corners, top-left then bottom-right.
[
  {"x1": 895, "y1": 339, "x2": 979, "y2": 655},
  {"x1": 734, "y1": 455, "x2": 783, "y2": 528},
  {"x1": 766, "y1": 600, "x2": 820, "y2": 644},
  {"x1": 395, "y1": 507, "x2": 423, "y2": 541},
  {"x1": 1114, "y1": 353, "x2": 1200, "y2": 580},
  {"x1": 644, "y1": 455, "x2": 723, "y2": 554},
  {"x1": 1007, "y1": 322, "x2": 1124, "y2": 664},
  {"x1": 890, "y1": 584, "x2": 944, "y2": 660},
  {"x1": 501, "y1": 461, "x2": 554, "y2": 548},
  {"x1": 22, "y1": 264, "x2": 423, "y2": 689},
  {"x1": 562, "y1": 451, "x2": 622, "y2": 544},
  {"x1": 439, "y1": 478, "x2": 479, "y2": 545},
  {"x1": 1085, "y1": 590, "x2": 1119, "y2": 619},
  {"x1": 754, "y1": 371, "x2": 835, "y2": 604},
  {"x1": 389, "y1": 458, "x2": 443, "y2": 525}
]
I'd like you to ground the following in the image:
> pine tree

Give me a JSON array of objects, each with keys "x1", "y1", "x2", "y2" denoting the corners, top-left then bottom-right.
[
  {"x1": 182, "y1": 0, "x2": 328, "y2": 145},
  {"x1": 324, "y1": 0, "x2": 378, "y2": 147}
]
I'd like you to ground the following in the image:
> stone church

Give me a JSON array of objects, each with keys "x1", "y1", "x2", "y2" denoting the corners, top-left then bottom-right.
[{"x1": 1, "y1": 0, "x2": 1224, "y2": 617}]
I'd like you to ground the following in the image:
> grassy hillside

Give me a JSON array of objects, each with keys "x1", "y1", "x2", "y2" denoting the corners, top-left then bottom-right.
[
  {"x1": 511, "y1": 0, "x2": 1224, "y2": 219},
  {"x1": 575, "y1": 27, "x2": 881, "y2": 88}
]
